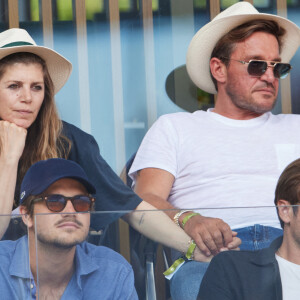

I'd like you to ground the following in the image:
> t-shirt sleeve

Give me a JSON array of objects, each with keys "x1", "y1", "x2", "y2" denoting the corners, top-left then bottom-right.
[
  {"x1": 129, "y1": 115, "x2": 179, "y2": 186},
  {"x1": 63, "y1": 122, "x2": 142, "y2": 230}
]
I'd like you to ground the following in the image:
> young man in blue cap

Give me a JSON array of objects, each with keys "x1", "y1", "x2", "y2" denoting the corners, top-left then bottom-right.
[{"x1": 0, "y1": 158, "x2": 138, "y2": 299}]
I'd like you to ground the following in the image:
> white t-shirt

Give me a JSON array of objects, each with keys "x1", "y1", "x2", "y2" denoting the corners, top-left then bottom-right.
[
  {"x1": 276, "y1": 254, "x2": 300, "y2": 300},
  {"x1": 129, "y1": 110, "x2": 300, "y2": 229}
]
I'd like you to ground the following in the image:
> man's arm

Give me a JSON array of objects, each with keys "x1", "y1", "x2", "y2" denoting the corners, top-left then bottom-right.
[{"x1": 134, "y1": 167, "x2": 240, "y2": 256}]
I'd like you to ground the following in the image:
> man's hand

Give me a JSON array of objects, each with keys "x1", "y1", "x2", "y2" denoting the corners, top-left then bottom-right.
[
  {"x1": 0, "y1": 121, "x2": 27, "y2": 162},
  {"x1": 193, "y1": 235, "x2": 240, "y2": 262},
  {"x1": 183, "y1": 214, "x2": 241, "y2": 256}
]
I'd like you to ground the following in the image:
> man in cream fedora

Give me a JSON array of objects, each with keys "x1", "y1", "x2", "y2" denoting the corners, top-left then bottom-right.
[{"x1": 129, "y1": 1, "x2": 300, "y2": 299}]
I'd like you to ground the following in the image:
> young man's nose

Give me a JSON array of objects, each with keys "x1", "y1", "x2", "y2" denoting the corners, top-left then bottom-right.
[{"x1": 62, "y1": 199, "x2": 77, "y2": 213}]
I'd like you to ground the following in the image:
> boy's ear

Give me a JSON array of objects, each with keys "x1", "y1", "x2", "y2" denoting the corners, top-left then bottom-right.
[
  {"x1": 20, "y1": 206, "x2": 33, "y2": 228},
  {"x1": 277, "y1": 199, "x2": 292, "y2": 225}
]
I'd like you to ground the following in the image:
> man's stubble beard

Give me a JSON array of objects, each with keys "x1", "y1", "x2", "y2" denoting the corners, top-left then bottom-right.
[
  {"x1": 225, "y1": 80, "x2": 277, "y2": 114},
  {"x1": 36, "y1": 232, "x2": 86, "y2": 249}
]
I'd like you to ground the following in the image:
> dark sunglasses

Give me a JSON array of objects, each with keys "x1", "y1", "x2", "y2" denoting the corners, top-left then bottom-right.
[
  {"x1": 33, "y1": 194, "x2": 95, "y2": 212},
  {"x1": 222, "y1": 57, "x2": 292, "y2": 79}
]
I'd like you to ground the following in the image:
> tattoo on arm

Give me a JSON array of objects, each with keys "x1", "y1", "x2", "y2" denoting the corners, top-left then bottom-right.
[{"x1": 138, "y1": 213, "x2": 145, "y2": 226}]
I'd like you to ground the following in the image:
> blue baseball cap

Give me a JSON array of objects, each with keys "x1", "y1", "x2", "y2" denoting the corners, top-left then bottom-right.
[{"x1": 20, "y1": 158, "x2": 96, "y2": 204}]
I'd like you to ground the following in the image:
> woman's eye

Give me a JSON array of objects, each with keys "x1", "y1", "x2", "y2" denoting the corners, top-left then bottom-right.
[
  {"x1": 33, "y1": 85, "x2": 43, "y2": 91},
  {"x1": 8, "y1": 84, "x2": 18, "y2": 89}
]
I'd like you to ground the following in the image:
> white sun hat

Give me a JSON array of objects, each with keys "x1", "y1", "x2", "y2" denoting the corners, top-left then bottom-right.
[
  {"x1": 0, "y1": 28, "x2": 72, "y2": 94},
  {"x1": 186, "y1": 2, "x2": 300, "y2": 94}
]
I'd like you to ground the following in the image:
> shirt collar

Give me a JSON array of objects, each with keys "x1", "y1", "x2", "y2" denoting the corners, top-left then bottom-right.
[
  {"x1": 9, "y1": 235, "x2": 33, "y2": 280},
  {"x1": 9, "y1": 237, "x2": 100, "y2": 292},
  {"x1": 74, "y1": 241, "x2": 100, "y2": 290}
]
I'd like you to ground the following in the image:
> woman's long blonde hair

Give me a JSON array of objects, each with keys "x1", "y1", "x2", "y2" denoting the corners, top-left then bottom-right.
[{"x1": 0, "y1": 52, "x2": 71, "y2": 204}]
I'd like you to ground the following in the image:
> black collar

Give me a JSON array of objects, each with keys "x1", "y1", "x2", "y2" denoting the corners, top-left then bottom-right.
[{"x1": 250, "y1": 236, "x2": 283, "y2": 266}]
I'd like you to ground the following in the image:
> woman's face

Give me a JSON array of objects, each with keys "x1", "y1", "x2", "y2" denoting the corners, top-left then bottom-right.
[{"x1": 0, "y1": 62, "x2": 45, "y2": 129}]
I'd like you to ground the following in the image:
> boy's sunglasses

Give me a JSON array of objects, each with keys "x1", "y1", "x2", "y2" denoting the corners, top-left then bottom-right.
[
  {"x1": 222, "y1": 57, "x2": 292, "y2": 79},
  {"x1": 33, "y1": 194, "x2": 95, "y2": 212}
]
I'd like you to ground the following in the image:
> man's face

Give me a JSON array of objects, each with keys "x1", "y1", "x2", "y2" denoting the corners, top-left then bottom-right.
[
  {"x1": 28, "y1": 178, "x2": 90, "y2": 249},
  {"x1": 224, "y1": 31, "x2": 280, "y2": 115}
]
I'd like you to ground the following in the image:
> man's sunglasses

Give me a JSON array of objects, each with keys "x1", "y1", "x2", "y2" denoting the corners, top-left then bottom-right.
[
  {"x1": 33, "y1": 194, "x2": 95, "y2": 212},
  {"x1": 222, "y1": 57, "x2": 292, "y2": 79}
]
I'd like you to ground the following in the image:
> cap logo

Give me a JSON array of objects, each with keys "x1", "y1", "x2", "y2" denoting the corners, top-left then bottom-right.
[
  {"x1": 1, "y1": 41, "x2": 34, "y2": 48},
  {"x1": 20, "y1": 191, "x2": 26, "y2": 200}
]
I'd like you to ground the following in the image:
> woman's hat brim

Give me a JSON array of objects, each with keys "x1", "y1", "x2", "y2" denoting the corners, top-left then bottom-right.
[{"x1": 0, "y1": 45, "x2": 72, "y2": 94}]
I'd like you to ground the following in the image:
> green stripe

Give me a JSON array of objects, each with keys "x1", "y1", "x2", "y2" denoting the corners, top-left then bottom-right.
[{"x1": 1, "y1": 41, "x2": 33, "y2": 48}]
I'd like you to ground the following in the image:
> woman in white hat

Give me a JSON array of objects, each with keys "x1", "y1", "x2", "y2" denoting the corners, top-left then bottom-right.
[
  {"x1": 0, "y1": 28, "x2": 210, "y2": 266},
  {"x1": 0, "y1": 28, "x2": 72, "y2": 228}
]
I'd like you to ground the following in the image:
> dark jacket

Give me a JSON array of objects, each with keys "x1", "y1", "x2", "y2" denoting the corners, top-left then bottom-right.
[
  {"x1": 198, "y1": 237, "x2": 283, "y2": 300},
  {"x1": 5, "y1": 121, "x2": 141, "y2": 241},
  {"x1": 62, "y1": 121, "x2": 142, "y2": 230}
]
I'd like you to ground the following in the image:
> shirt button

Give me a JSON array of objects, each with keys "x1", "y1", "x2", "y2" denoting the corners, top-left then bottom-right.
[{"x1": 30, "y1": 284, "x2": 34, "y2": 289}]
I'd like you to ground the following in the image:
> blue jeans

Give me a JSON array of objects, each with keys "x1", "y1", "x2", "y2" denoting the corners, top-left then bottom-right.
[{"x1": 169, "y1": 225, "x2": 283, "y2": 300}]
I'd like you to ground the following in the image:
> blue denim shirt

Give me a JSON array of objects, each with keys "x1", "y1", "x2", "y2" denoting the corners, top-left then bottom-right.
[{"x1": 0, "y1": 236, "x2": 138, "y2": 299}]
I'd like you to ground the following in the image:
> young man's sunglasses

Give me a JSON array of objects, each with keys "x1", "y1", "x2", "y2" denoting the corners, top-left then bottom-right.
[
  {"x1": 222, "y1": 57, "x2": 292, "y2": 79},
  {"x1": 33, "y1": 194, "x2": 95, "y2": 212}
]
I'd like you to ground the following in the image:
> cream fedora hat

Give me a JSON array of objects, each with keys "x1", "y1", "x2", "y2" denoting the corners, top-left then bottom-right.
[
  {"x1": 186, "y1": 2, "x2": 300, "y2": 94},
  {"x1": 0, "y1": 28, "x2": 72, "y2": 94}
]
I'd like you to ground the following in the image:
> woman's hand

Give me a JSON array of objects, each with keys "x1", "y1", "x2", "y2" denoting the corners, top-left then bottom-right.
[
  {"x1": 0, "y1": 120, "x2": 27, "y2": 162},
  {"x1": 0, "y1": 121, "x2": 27, "y2": 238}
]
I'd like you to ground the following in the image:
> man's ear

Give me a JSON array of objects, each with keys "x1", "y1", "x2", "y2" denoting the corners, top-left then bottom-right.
[
  {"x1": 20, "y1": 206, "x2": 33, "y2": 228},
  {"x1": 277, "y1": 199, "x2": 292, "y2": 225},
  {"x1": 210, "y1": 57, "x2": 227, "y2": 84}
]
